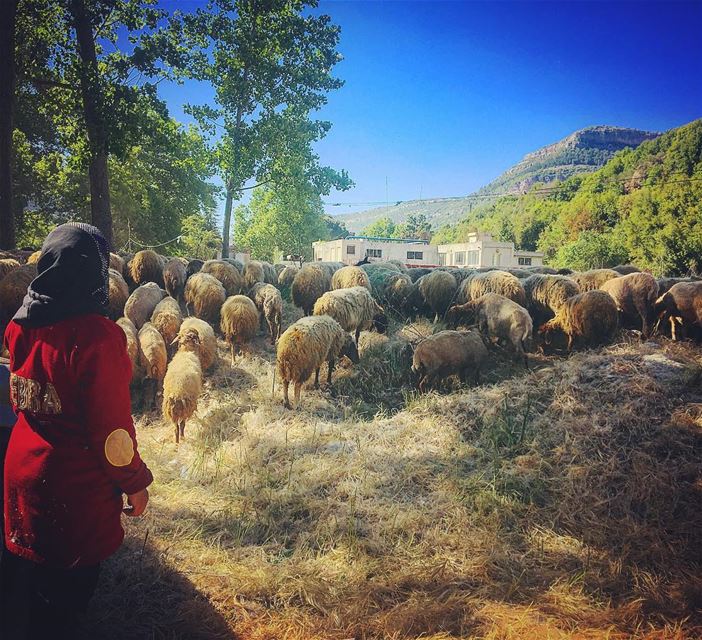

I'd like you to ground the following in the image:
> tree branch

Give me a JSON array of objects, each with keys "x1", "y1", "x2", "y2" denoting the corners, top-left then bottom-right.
[{"x1": 26, "y1": 76, "x2": 74, "y2": 91}]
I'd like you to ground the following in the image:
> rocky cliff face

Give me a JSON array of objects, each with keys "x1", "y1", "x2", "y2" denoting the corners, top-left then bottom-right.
[{"x1": 336, "y1": 125, "x2": 659, "y2": 232}]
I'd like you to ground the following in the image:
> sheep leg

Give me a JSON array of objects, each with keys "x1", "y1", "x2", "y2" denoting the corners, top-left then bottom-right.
[
  {"x1": 327, "y1": 358, "x2": 335, "y2": 387},
  {"x1": 314, "y1": 368, "x2": 320, "y2": 389},
  {"x1": 174, "y1": 421, "x2": 179, "y2": 444},
  {"x1": 294, "y1": 382, "x2": 302, "y2": 407},
  {"x1": 433, "y1": 313, "x2": 439, "y2": 324},
  {"x1": 283, "y1": 380, "x2": 292, "y2": 409},
  {"x1": 230, "y1": 343, "x2": 236, "y2": 367},
  {"x1": 474, "y1": 367, "x2": 481, "y2": 385},
  {"x1": 179, "y1": 420, "x2": 186, "y2": 441},
  {"x1": 567, "y1": 334, "x2": 574, "y2": 352},
  {"x1": 355, "y1": 328, "x2": 361, "y2": 345}
]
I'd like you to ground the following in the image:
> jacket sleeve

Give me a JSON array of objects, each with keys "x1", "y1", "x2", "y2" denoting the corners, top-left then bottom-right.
[{"x1": 77, "y1": 323, "x2": 153, "y2": 495}]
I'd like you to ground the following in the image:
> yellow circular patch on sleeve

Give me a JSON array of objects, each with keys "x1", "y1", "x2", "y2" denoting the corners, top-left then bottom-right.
[{"x1": 104, "y1": 429, "x2": 135, "y2": 467}]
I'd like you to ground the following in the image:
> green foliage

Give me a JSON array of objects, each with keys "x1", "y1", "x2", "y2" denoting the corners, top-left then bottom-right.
[
  {"x1": 362, "y1": 216, "x2": 397, "y2": 238},
  {"x1": 178, "y1": 213, "x2": 221, "y2": 259},
  {"x1": 324, "y1": 215, "x2": 349, "y2": 240},
  {"x1": 362, "y1": 213, "x2": 431, "y2": 239},
  {"x1": 234, "y1": 185, "x2": 328, "y2": 262},
  {"x1": 436, "y1": 119, "x2": 702, "y2": 276}
]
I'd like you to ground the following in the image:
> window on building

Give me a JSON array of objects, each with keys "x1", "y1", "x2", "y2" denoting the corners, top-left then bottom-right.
[
  {"x1": 366, "y1": 248, "x2": 382, "y2": 258},
  {"x1": 407, "y1": 251, "x2": 423, "y2": 260},
  {"x1": 439, "y1": 253, "x2": 446, "y2": 266},
  {"x1": 466, "y1": 250, "x2": 479, "y2": 266},
  {"x1": 346, "y1": 245, "x2": 356, "y2": 255},
  {"x1": 518, "y1": 257, "x2": 532, "y2": 266},
  {"x1": 454, "y1": 251, "x2": 466, "y2": 265}
]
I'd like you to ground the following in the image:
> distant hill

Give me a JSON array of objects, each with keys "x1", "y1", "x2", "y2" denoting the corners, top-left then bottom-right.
[
  {"x1": 432, "y1": 118, "x2": 702, "y2": 276},
  {"x1": 336, "y1": 125, "x2": 659, "y2": 232}
]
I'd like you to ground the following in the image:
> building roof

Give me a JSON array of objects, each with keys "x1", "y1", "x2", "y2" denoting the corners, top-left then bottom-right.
[{"x1": 345, "y1": 236, "x2": 429, "y2": 245}]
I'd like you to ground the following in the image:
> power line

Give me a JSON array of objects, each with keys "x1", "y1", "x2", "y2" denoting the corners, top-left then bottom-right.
[{"x1": 322, "y1": 171, "x2": 702, "y2": 207}]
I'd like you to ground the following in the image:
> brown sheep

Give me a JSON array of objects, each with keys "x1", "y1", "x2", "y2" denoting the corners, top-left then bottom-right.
[
  {"x1": 446, "y1": 293, "x2": 533, "y2": 367},
  {"x1": 109, "y1": 252, "x2": 125, "y2": 274},
  {"x1": 570, "y1": 269, "x2": 620, "y2": 292},
  {"x1": 654, "y1": 281, "x2": 702, "y2": 341},
  {"x1": 0, "y1": 258, "x2": 21, "y2": 281},
  {"x1": 175, "y1": 317, "x2": 218, "y2": 371},
  {"x1": 523, "y1": 274, "x2": 580, "y2": 325},
  {"x1": 151, "y1": 296, "x2": 183, "y2": 348},
  {"x1": 292, "y1": 264, "x2": 332, "y2": 316},
  {"x1": 130, "y1": 249, "x2": 165, "y2": 287},
  {"x1": 600, "y1": 272, "x2": 658, "y2": 338},
  {"x1": 220, "y1": 295, "x2": 259, "y2": 364},
  {"x1": 0, "y1": 264, "x2": 37, "y2": 332},
  {"x1": 331, "y1": 265, "x2": 372, "y2": 291},
  {"x1": 201, "y1": 259, "x2": 244, "y2": 296},
  {"x1": 419, "y1": 270, "x2": 458, "y2": 322},
  {"x1": 107, "y1": 268, "x2": 129, "y2": 321},
  {"x1": 184, "y1": 272, "x2": 226, "y2": 324},
  {"x1": 162, "y1": 348, "x2": 203, "y2": 444},
  {"x1": 612, "y1": 264, "x2": 641, "y2": 275},
  {"x1": 411, "y1": 330, "x2": 488, "y2": 392},
  {"x1": 138, "y1": 322, "x2": 168, "y2": 410},
  {"x1": 249, "y1": 282, "x2": 283, "y2": 344},
  {"x1": 163, "y1": 258, "x2": 187, "y2": 303},
  {"x1": 124, "y1": 282, "x2": 166, "y2": 330},
  {"x1": 459, "y1": 270, "x2": 526, "y2": 307},
  {"x1": 243, "y1": 260, "x2": 265, "y2": 289},
  {"x1": 539, "y1": 290, "x2": 619, "y2": 351}
]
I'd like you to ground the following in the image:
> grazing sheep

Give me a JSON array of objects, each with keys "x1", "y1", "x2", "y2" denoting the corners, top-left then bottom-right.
[
  {"x1": 201, "y1": 259, "x2": 244, "y2": 296},
  {"x1": 163, "y1": 258, "x2": 187, "y2": 303},
  {"x1": 570, "y1": 269, "x2": 621, "y2": 292},
  {"x1": 387, "y1": 259, "x2": 408, "y2": 273},
  {"x1": 523, "y1": 274, "x2": 580, "y2": 325},
  {"x1": 506, "y1": 268, "x2": 533, "y2": 279},
  {"x1": 248, "y1": 282, "x2": 283, "y2": 344},
  {"x1": 0, "y1": 258, "x2": 21, "y2": 282},
  {"x1": 525, "y1": 266, "x2": 559, "y2": 275},
  {"x1": 278, "y1": 265, "x2": 299, "y2": 288},
  {"x1": 109, "y1": 252, "x2": 125, "y2": 274},
  {"x1": 331, "y1": 265, "x2": 372, "y2": 291},
  {"x1": 175, "y1": 317, "x2": 217, "y2": 371},
  {"x1": 261, "y1": 261, "x2": 278, "y2": 284},
  {"x1": 292, "y1": 264, "x2": 332, "y2": 316},
  {"x1": 186, "y1": 259, "x2": 204, "y2": 279},
  {"x1": 600, "y1": 271, "x2": 658, "y2": 338},
  {"x1": 407, "y1": 267, "x2": 433, "y2": 283},
  {"x1": 26, "y1": 250, "x2": 42, "y2": 265},
  {"x1": 151, "y1": 296, "x2": 183, "y2": 348},
  {"x1": 243, "y1": 260, "x2": 265, "y2": 289},
  {"x1": 313, "y1": 286, "x2": 387, "y2": 344},
  {"x1": 656, "y1": 277, "x2": 699, "y2": 297},
  {"x1": 138, "y1": 322, "x2": 168, "y2": 410},
  {"x1": 184, "y1": 272, "x2": 226, "y2": 324},
  {"x1": 274, "y1": 263, "x2": 287, "y2": 276},
  {"x1": 459, "y1": 270, "x2": 527, "y2": 307},
  {"x1": 612, "y1": 264, "x2": 641, "y2": 275},
  {"x1": 446, "y1": 293, "x2": 533, "y2": 367},
  {"x1": 654, "y1": 281, "x2": 702, "y2": 341},
  {"x1": 0, "y1": 264, "x2": 38, "y2": 331},
  {"x1": 437, "y1": 267, "x2": 474, "y2": 285},
  {"x1": 162, "y1": 349, "x2": 203, "y2": 444},
  {"x1": 220, "y1": 295, "x2": 259, "y2": 364},
  {"x1": 124, "y1": 282, "x2": 166, "y2": 330},
  {"x1": 130, "y1": 249, "x2": 165, "y2": 287},
  {"x1": 539, "y1": 290, "x2": 619, "y2": 351},
  {"x1": 403, "y1": 277, "x2": 433, "y2": 320},
  {"x1": 419, "y1": 270, "x2": 458, "y2": 322},
  {"x1": 116, "y1": 317, "x2": 141, "y2": 381},
  {"x1": 412, "y1": 330, "x2": 488, "y2": 392},
  {"x1": 122, "y1": 255, "x2": 136, "y2": 290},
  {"x1": 276, "y1": 315, "x2": 359, "y2": 409},
  {"x1": 107, "y1": 268, "x2": 129, "y2": 321},
  {"x1": 361, "y1": 261, "x2": 401, "y2": 274},
  {"x1": 363, "y1": 264, "x2": 413, "y2": 311}
]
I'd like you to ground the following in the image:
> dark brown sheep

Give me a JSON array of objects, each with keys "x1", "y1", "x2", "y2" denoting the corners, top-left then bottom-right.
[
  {"x1": 654, "y1": 281, "x2": 702, "y2": 341},
  {"x1": 600, "y1": 272, "x2": 658, "y2": 338}
]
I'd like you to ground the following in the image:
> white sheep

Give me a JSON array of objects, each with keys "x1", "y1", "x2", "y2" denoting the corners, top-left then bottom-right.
[
  {"x1": 162, "y1": 348, "x2": 203, "y2": 444},
  {"x1": 174, "y1": 317, "x2": 218, "y2": 371},
  {"x1": 220, "y1": 295, "x2": 260, "y2": 365},
  {"x1": 312, "y1": 286, "x2": 387, "y2": 344},
  {"x1": 138, "y1": 321, "x2": 168, "y2": 410}
]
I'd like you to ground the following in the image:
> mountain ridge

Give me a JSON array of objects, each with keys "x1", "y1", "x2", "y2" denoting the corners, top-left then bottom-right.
[{"x1": 335, "y1": 125, "x2": 659, "y2": 232}]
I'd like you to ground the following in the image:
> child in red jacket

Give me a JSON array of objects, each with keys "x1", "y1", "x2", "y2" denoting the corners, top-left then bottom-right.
[{"x1": 0, "y1": 223, "x2": 153, "y2": 639}]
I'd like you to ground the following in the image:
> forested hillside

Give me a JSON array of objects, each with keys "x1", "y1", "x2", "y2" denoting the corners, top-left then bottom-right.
[
  {"x1": 336, "y1": 125, "x2": 657, "y2": 232},
  {"x1": 432, "y1": 118, "x2": 702, "y2": 276}
]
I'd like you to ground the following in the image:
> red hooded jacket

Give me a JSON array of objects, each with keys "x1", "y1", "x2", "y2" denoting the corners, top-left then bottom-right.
[{"x1": 3, "y1": 314, "x2": 153, "y2": 568}]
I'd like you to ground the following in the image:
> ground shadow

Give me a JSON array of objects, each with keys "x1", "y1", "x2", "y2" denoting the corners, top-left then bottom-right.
[{"x1": 81, "y1": 535, "x2": 237, "y2": 640}]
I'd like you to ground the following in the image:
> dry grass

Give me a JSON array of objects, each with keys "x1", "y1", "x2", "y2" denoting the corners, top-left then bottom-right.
[{"x1": 82, "y1": 303, "x2": 702, "y2": 639}]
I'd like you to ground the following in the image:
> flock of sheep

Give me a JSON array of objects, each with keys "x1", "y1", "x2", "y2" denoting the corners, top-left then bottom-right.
[{"x1": 1, "y1": 246, "x2": 701, "y2": 442}]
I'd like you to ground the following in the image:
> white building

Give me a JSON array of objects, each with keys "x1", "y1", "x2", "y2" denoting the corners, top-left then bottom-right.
[
  {"x1": 313, "y1": 236, "x2": 440, "y2": 267},
  {"x1": 438, "y1": 232, "x2": 543, "y2": 269}
]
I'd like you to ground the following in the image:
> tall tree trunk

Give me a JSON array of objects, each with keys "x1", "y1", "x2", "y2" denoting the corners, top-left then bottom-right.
[
  {"x1": 221, "y1": 184, "x2": 234, "y2": 258},
  {"x1": 0, "y1": 0, "x2": 18, "y2": 250},
  {"x1": 70, "y1": 0, "x2": 113, "y2": 248}
]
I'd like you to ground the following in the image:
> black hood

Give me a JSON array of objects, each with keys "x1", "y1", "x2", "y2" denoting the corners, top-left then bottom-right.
[{"x1": 13, "y1": 222, "x2": 110, "y2": 327}]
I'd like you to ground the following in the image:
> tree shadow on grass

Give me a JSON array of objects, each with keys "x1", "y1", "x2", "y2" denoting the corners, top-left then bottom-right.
[{"x1": 81, "y1": 536, "x2": 237, "y2": 640}]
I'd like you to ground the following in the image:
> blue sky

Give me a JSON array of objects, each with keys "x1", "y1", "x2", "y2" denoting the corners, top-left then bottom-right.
[{"x1": 158, "y1": 1, "x2": 702, "y2": 219}]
